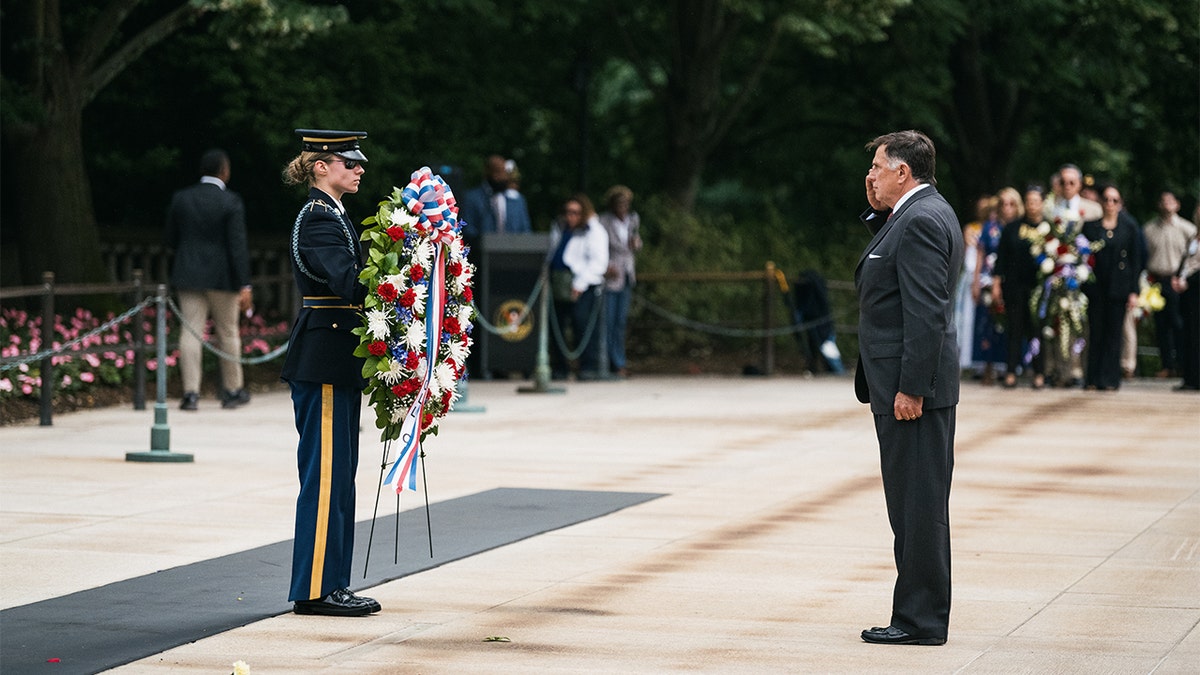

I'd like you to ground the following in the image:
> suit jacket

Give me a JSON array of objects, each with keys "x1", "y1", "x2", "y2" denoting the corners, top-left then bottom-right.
[
  {"x1": 459, "y1": 183, "x2": 532, "y2": 238},
  {"x1": 854, "y1": 186, "x2": 964, "y2": 415},
  {"x1": 280, "y1": 188, "x2": 368, "y2": 389},
  {"x1": 165, "y1": 181, "x2": 251, "y2": 291},
  {"x1": 1082, "y1": 214, "x2": 1143, "y2": 301}
]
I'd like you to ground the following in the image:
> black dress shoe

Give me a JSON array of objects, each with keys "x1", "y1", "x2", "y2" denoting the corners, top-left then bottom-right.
[
  {"x1": 294, "y1": 588, "x2": 374, "y2": 617},
  {"x1": 180, "y1": 392, "x2": 199, "y2": 411},
  {"x1": 861, "y1": 625, "x2": 945, "y2": 645},
  {"x1": 346, "y1": 589, "x2": 382, "y2": 613},
  {"x1": 220, "y1": 388, "x2": 251, "y2": 409}
]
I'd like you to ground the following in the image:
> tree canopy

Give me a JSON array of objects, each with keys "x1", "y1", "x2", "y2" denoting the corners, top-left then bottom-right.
[{"x1": 1, "y1": 0, "x2": 1196, "y2": 286}]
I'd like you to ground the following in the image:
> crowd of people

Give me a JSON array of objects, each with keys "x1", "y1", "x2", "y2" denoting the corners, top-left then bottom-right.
[
  {"x1": 459, "y1": 155, "x2": 641, "y2": 381},
  {"x1": 957, "y1": 164, "x2": 1199, "y2": 392}
]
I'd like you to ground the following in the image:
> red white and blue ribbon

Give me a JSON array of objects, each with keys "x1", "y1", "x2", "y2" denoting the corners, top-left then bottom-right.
[{"x1": 384, "y1": 167, "x2": 456, "y2": 494}]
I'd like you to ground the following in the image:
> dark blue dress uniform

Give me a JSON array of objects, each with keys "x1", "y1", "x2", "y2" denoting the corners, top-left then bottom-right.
[{"x1": 282, "y1": 185, "x2": 369, "y2": 603}]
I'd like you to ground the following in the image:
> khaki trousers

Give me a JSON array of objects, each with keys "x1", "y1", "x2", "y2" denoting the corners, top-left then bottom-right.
[{"x1": 178, "y1": 289, "x2": 244, "y2": 394}]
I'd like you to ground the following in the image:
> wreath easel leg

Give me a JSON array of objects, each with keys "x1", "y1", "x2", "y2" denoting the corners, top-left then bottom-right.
[{"x1": 364, "y1": 438, "x2": 392, "y2": 578}]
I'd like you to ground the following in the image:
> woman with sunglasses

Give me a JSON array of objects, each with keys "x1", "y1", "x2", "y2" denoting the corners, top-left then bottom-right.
[
  {"x1": 1081, "y1": 184, "x2": 1144, "y2": 391},
  {"x1": 280, "y1": 129, "x2": 380, "y2": 617}
]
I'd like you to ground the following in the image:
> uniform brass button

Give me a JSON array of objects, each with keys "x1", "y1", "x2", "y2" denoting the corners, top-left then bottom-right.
[
  {"x1": 332, "y1": 323, "x2": 339, "y2": 328},
  {"x1": 1118, "y1": 262, "x2": 1126, "y2": 270}
]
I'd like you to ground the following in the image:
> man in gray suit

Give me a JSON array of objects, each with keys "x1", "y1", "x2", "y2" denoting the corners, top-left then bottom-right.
[
  {"x1": 165, "y1": 149, "x2": 253, "y2": 411},
  {"x1": 854, "y1": 130, "x2": 963, "y2": 646}
]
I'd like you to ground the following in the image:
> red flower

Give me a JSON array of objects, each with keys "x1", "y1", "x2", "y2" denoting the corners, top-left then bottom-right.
[
  {"x1": 448, "y1": 261, "x2": 463, "y2": 276},
  {"x1": 1057, "y1": 244, "x2": 1069, "y2": 256},
  {"x1": 377, "y1": 283, "x2": 398, "y2": 302},
  {"x1": 399, "y1": 288, "x2": 417, "y2": 308},
  {"x1": 368, "y1": 341, "x2": 388, "y2": 356},
  {"x1": 405, "y1": 351, "x2": 419, "y2": 369},
  {"x1": 444, "y1": 317, "x2": 461, "y2": 335},
  {"x1": 409, "y1": 266, "x2": 425, "y2": 282},
  {"x1": 391, "y1": 378, "x2": 421, "y2": 398},
  {"x1": 421, "y1": 411, "x2": 434, "y2": 429},
  {"x1": 386, "y1": 226, "x2": 405, "y2": 241},
  {"x1": 462, "y1": 287, "x2": 473, "y2": 303}
]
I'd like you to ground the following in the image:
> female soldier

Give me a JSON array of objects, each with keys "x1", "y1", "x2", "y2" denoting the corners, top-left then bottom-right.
[{"x1": 280, "y1": 129, "x2": 380, "y2": 617}]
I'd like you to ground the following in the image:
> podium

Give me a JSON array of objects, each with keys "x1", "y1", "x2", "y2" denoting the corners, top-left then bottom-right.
[{"x1": 472, "y1": 233, "x2": 550, "y2": 379}]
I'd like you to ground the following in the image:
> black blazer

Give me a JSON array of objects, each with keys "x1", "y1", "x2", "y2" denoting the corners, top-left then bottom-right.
[
  {"x1": 165, "y1": 181, "x2": 250, "y2": 291},
  {"x1": 854, "y1": 186, "x2": 964, "y2": 414},
  {"x1": 280, "y1": 188, "x2": 369, "y2": 389},
  {"x1": 994, "y1": 217, "x2": 1041, "y2": 291},
  {"x1": 1082, "y1": 214, "x2": 1143, "y2": 301}
]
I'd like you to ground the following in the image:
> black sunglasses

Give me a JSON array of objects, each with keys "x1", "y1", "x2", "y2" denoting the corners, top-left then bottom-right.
[{"x1": 325, "y1": 158, "x2": 361, "y2": 170}]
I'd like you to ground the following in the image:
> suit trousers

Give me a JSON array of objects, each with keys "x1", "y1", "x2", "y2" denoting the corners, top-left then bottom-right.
[
  {"x1": 177, "y1": 289, "x2": 243, "y2": 394},
  {"x1": 288, "y1": 381, "x2": 361, "y2": 602},
  {"x1": 874, "y1": 405, "x2": 955, "y2": 639}
]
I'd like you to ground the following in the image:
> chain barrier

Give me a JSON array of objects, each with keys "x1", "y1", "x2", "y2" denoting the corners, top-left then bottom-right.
[
  {"x1": 548, "y1": 285, "x2": 605, "y2": 361},
  {"x1": 632, "y1": 292, "x2": 833, "y2": 338},
  {"x1": 164, "y1": 295, "x2": 289, "y2": 365},
  {"x1": 468, "y1": 273, "x2": 546, "y2": 336},
  {"x1": 0, "y1": 296, "x2": 156, "y2": 371}
]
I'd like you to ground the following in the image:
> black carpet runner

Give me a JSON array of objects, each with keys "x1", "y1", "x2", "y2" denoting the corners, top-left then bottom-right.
[{"x1": 0, "y1": 488, "x2": 663, "y2": 674}]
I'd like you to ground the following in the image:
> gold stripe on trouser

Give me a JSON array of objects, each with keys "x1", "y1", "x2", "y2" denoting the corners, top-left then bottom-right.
[{"x1": 309, "y1": 384, "x2": 335, "y2": 599}]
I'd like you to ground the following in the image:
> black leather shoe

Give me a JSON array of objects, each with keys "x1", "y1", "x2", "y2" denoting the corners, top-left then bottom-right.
[
  {"x1": 346, "y1": 589, "x2": 382, "y2": 613},
  {"x1": 180, "y1": 392, "x2": 199, "y2": 411},
  {"x1": 220, "y1": 388, "x2": 251, "y2": 409},
  {"x1": 294, "y1": 588, "x2": 374, "y2": 617},
  {"x1": 861, "y1": 625, "x2": 945, "y2": 645}
]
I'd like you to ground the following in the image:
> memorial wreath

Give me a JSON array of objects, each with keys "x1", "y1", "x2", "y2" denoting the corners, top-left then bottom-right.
[{"x1": 353, "y1": 167, "x2": 475, "y2": 493}]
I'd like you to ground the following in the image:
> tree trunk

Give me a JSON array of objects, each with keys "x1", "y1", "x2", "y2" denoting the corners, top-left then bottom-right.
[
  {"x1": 941, "y1": 25, "x2": 1028, "y2": 207},
  {"x1": 11, "y1": 100, "x2": 108, "y2": 285},
  {"x1": 660, "y1": 0, "x2": 725, "y2": 210}
]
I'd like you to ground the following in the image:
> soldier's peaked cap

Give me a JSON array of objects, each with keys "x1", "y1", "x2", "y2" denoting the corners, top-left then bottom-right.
[{"x1": 295, "y1": 129, "x2": 368, "y2": 162}]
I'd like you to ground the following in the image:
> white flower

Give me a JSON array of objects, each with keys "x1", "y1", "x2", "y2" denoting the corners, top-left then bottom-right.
[
  {"x1": 413, "y1": 240, "x2": 434, "y2": 268},
  {"x1": 447, "y1": 335, "x2": 470, "y2": 364},
  {"x1": 1040, "y1": 259, "x2": 1055, "y2": 275},
  {"x1": 410, "y1": 283, "x2": 429, "y2": 311},
  {"x1": 366, "y1": 309, "x2": 391, "y2": 341},
  {"x1": 1058, "y1": 297, "x2": 1070, "y2": 310},
  {"x1": 1036, "y1": 222, "x2": 1051, "y2": 236},
  {"x1": 375, "y1": 357, "x2": 404, "y2": 385},
  {"x1": 390, "y1": 205, "x2": 418, "y2": 228},
  {"x1": 456, "y1": 303, "x2": 473, "y2": 325},
  {"x1": 1060, "y1": 253, "x2": 1078, "y2": 265},
  {"x1": 1076, "y1": 267, "x2": 1090, "y2": 282},
  {"x1": 382, "y1": 273, "x2": 406, "y2": 290},
  {"x1": 456, "y1": 268, "x2": 474, "y2": 292},
  {"x1": 1044, "y1": 239, "x2": 1060, "y2": 255},
  {"x1": 434, "y1": 361, "x2": 458, "y2": 394},
  {"x1": 404, "y1": 320, "x2": 426, "y2": 351},
  {"x1": 390, "y1": 401, "x2": 405, "y2": 424}
]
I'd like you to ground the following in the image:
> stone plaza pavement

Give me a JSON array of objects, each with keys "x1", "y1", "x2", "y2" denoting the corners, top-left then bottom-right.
[{"x1": 1, "y1": 375, "x2": 1198, "y2": 674}]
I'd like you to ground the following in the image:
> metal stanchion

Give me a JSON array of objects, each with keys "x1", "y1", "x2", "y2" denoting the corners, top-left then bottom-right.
[
  {"x1": 519, "y1": 268, "x2": 565, "y2": 394},
  {"x1": 595, "y1": 285, "x2": 615, "y2": 380},
  {"x1": 127, "y1": 285, "x2": 193, "y2": 463}
]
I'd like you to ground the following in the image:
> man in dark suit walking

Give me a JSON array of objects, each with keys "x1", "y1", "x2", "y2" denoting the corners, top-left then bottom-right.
[
  {"x1": 165, "y1": 149, "x2": 253, "y2": 411},
  {"x1": 854, "y1": 130, "x2": 963, "y2": 646}
]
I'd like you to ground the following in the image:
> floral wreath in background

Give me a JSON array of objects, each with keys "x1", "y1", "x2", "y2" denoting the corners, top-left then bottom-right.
[
  {"x1": 353, "y1": 167, "x2": 474, "y2": 494},
  {"x1": 1021, "y1": 210, "x2": 1103, "y2": 361}
]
